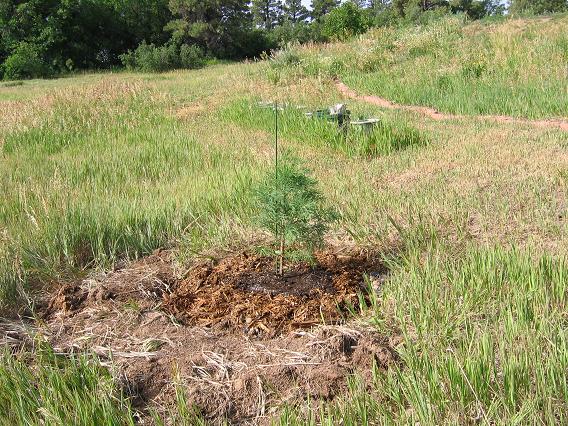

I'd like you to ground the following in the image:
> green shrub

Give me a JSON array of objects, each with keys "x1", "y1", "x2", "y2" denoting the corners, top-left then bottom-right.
[
  {"x1": 270, "y1": 44, "x2": 303, "y2": 69},
  {"x1": 322, "y1": 2, "x2": 371, "y2": 41},
  {"x1": 180, "y1": 44, "x2": 205, "y2": 69},
  {"x1": 119, "y1": 42, "x2": 205, "y2": 72},
  {"x1": 255, "y1": 157, "x2": 338, "y2": 274},
  {"x1": 3, "y1": 42, "x2": 50, "y2": 80}
]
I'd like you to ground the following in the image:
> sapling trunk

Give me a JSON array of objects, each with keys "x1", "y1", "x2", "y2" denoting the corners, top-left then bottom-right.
[{"x1": 279, "y1": 235, "x2": 284, "y2": 276}]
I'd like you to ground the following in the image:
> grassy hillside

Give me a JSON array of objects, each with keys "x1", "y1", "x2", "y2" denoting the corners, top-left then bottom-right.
[
  {"x1": 271, "y1": 14, "x2": 568, "y2": 119},
  {"x1": 1, "y1": 15, "x2": 568, "y2": 425}
]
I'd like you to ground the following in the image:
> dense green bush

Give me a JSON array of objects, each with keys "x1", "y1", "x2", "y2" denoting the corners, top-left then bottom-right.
[
  {"x1": 322, "y1": 2, "x2": 371, "y2": 41},
  {"x1": 2, "y1": 42, "x2": 49, "y2": 80},
  {"x1": 180, "y1": 44, "x2": 206, "y2": 69},
  {"x1": 120, "y1": 42, "x2": 205, "y2": 72}
]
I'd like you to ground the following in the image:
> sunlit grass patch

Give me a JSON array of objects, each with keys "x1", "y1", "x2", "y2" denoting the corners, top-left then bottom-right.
[
  {"x1": 221, "y1": 99, "x2": 426, "y2": 157},
  {"x1": 347, "y1": 117, "x2": 427, "y2": 157},
  {"x1": 276, "y1": 247, "x2": 568, "y2": 425},
  {"x1": 0, "y1": 343, "x2": 134, "y2": 426},
  {"x1": 0, "y1": 80, "x2": 263, "y2": 306},
  {"x1": 1, "y1": 17, "x2": 568, "y2": 423},
  {"x1": 0, "y1": 80, "x2": 23, "y2": 88},
  {"x1": 270, "y1": 15, "x2": 568, "y2": 119}
]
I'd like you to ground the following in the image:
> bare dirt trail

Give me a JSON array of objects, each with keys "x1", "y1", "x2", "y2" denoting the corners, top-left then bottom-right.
[{"x1": 335, "y1": 81, "x2": 568, "y2": 132}]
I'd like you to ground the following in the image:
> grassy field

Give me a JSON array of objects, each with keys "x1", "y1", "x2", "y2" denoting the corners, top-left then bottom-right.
[
  {"x1": 271, "y1": 14, "x2": 568, "y2": 119},
  {"x1": 1, "y1": 14, "x2": 568, "y2": 425}
]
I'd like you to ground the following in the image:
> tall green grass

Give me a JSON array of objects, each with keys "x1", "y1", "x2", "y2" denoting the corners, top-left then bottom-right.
[
  {"x1": 0, "y1": 344, "x2": 134, "y2": 426},
  {"x1": 277, "y1": 246, "x2": 568, "y2": 424},
  {"x1": 0, "y1": 343, "x2": 212, "y2": 425},
  {"x1": 222, "y1": 99, "x2": 426, "y2": 157},
  {"x1": 0, "y1": 82, "x2": 262, "y2": 311},
  {"x1": 1, "y1": 31, "x2": 567, "y2": 423}
]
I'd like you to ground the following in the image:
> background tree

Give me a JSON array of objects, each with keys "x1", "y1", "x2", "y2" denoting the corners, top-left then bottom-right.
[
  {"x1": 166, "y1": 0, "x2": 253, "y2": 58},
  {"x1": 283, "y1": 0, "x2": 309, "y2": 23},
  {"x1": 322, "y1": 1, "x2": 371, "y2": 40},
  {"x1": 107, "y1": 0, "x2": 171, "y2": 46},
  {"x1": 311, "y1": 0, "x2": 339, "y2": 20},
  {"x1": 252, "y1": 0, "x2": 283, "y2": 29}
]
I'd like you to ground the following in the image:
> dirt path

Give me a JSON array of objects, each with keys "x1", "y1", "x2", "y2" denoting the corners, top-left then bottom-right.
[{"x1": 335, "y1": 80, "x2": 568, "y2": 132}]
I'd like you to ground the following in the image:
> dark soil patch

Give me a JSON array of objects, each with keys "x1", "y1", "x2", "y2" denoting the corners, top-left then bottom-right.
[{"x1": 163, "y1": 251, "x2": 384, "y2": 337}]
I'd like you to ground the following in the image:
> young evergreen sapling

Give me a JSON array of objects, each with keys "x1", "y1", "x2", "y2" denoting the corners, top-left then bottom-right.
[{"x1": 255, "y1": 158, "x2": 338, "y2": 275}]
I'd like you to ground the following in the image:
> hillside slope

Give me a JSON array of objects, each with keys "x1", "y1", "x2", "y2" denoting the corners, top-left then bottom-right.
[{"x1": 271, "y1": 14, "x2": 568, "y2": 119}]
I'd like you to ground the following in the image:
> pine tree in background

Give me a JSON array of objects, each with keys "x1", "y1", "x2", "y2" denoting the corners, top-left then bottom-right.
[
  {"x1": 252, "y1": 0, "x2": 284, "y2": 29},
  {"x1": 310, "y1": 0, "x2": 340, "y2": 20},
  {"x1": 284, "y1": 0, "x2": 310, "y2": 23},
  {"x1": 167, "y1": 0, "x2": 253, "y2": 58}
]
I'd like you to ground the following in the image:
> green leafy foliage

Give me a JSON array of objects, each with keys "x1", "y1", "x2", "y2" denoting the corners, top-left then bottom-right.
[
  {"x1": 167, "y1": 0, "x2": 254, "y2": 59},
  {"x1": 392, "y1": 0, "x2": 500, "y2": 21},
  {"x1": 255, "y1": 157, "x2": 338, "y2": 272},
  {"x1": 322, "y1": 1, "x2": 372, "y2": 41},
  {"x1": 2, "y1": 42, "x2": 49, "y2": 80},
  {"x1": 0, "y1": 0, "x2": 171, "y2": 79},
  {"x1": 1, "y1": 0, "x2": 552, "y2": 80},
  {"x1": 510, "y1": 0, "x2": 568, "y2": 15},
  {"x1": 180, "y1": 44, "x2": 206, "y2": 69},
  {"x1": 119, "y1": 42, "x2": 205, "y2": 72}
]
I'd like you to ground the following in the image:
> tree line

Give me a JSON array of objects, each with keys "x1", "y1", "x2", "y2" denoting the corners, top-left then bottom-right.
[{"x1": 1, "y1": 0, "x2": 567, "y2": 80}]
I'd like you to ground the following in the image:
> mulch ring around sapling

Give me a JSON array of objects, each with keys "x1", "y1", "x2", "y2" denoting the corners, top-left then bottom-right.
[
  {"x1": 32, "y1": 249, "x2": 399, "y2": 423},
  {"x1": 163, "y1": 250, "x2": 385, "y2": 337}
]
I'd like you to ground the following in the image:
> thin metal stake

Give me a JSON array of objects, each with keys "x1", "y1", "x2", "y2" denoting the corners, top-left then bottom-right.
[
  {"x1": 274, "y1": 101, "x2": 284, "y2": 276},
  {"x1": 275, "y1": 101, "x2": 278, "y2": 180}
]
